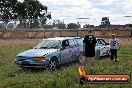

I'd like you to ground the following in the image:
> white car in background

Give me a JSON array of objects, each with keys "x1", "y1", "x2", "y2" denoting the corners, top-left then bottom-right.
[
  {"x1": 82, "y1": 38, "x2": 110, "y2": 59},
  {"x1": 95, "y1": 38, "x2": 110, "y2": 59}
]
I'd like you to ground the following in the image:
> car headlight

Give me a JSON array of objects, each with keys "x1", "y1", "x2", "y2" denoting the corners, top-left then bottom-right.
[
  {"x1": 16, "y1": 57, "x2": 21, "y2": 61},
  {"x1": 32, "y1": 57, "x2": 47, "y2": 61}
]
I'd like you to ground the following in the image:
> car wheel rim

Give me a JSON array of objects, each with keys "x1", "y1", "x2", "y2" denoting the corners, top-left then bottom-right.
[{"x1": 49, "y1": 60, "x2": 57, "y2": 70}]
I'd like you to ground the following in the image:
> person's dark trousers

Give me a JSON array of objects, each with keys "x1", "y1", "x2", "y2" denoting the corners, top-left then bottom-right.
[{"x1": 110, "y1": 49, "x2": 117, "y2": 60}]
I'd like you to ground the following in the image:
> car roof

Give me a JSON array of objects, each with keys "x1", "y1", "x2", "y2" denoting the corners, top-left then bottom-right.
[
  {"x1": 43, "y1": 37, "x2": 81, "y2": 41},
  {"x1": 81, "y1": 38, "x2": 102, "y2": 40}
]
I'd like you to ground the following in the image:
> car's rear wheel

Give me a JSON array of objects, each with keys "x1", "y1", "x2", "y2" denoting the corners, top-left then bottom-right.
[
  {"x1": 48, "y1": 58, "x2": 59, "y2": 71},
  {"x1": 106, "y1": 51, "x2": 111, "y2": 58},
  {"x1": 77, "y1": 76, "x2": 85, "y2": 84}
]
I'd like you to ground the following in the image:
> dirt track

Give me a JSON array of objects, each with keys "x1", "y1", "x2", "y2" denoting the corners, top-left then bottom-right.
[{"x1": 0, "y1": 38, "x2": 132, "y2": 46}]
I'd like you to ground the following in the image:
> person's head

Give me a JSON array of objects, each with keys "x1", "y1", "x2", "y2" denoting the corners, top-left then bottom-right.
[
  {"x1": 88, "y1": 30, "x2": 93, "y2": 35},
  {"x1": 111, "y1": 34, "x2": 116, "y2": 39}
]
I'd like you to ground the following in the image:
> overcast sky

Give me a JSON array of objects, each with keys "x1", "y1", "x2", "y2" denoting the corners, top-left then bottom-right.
[{"x1": 38, "y1": 0, "x2": 132, "y2": 26}]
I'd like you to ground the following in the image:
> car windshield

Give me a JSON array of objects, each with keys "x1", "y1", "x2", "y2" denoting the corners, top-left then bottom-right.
[{"x1": 33, "y1": 40, "x2": 61, "y2": 49}]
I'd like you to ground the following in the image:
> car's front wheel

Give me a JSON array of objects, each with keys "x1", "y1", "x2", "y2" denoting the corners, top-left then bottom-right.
[{"x1": 48, "y1": 58, "x2": 59, "y2": 71}]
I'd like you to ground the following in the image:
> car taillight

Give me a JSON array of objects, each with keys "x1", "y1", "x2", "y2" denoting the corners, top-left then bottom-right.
[{"x1": 33, "y1": 57, "x2": 47, "y2": 61}]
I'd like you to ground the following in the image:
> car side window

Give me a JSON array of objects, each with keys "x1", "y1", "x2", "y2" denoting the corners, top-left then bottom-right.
[
  {"x1": 62, "y1": 40, "x2": 69, "y2": 49},
  {"x1": 98, "y1": 39, "x2": 106, "y2": 45},
  {"x1": 96, "y1": 39, "x2": 102, "y2": 46},
  {"x1": 100, "y1": 39, "x2": 106, "y2": 45}
]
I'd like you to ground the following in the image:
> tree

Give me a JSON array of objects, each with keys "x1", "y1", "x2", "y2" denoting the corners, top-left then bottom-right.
[
  {"x1": 17, "y1": 0, "x2": 51, "y2": 28},
  {"x1": 0, "y1": 0, "x2": 51, "y2": 28},
  {"x1": 99, "y1": 17, "x2": 110, "y2": 28},
  {"x1": 67, "y1": 23, "x2": 80, "y2": 29},
  {"x1": 0, "y1": 0, "x2": 18, "y2": 23},
  {"x1": 83, "y1": 24, "x2": 95, "y2": 28},
  {"x1": 58, "y1": 21, "x2": 66, "y2": 29},
  {"x1": 53, "y1": 20, "x2": 66, "y2": 29}
]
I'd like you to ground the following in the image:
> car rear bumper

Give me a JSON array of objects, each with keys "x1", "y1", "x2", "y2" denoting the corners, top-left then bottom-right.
[{"x1": 15, "y1": 60, "x2": 49, "y2": 68}]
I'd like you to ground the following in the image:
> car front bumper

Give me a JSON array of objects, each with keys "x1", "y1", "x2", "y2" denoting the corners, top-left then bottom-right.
[{"x1": 15, "y1": 59, "x2": 50, "y2": 68}]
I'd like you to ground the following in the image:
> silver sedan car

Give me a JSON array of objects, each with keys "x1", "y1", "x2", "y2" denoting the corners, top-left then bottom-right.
[{"x1": 15, "y1": 37, "x2": 83, "y2": 70}]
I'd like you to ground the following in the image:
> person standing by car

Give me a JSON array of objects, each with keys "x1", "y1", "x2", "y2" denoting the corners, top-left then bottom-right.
[
  {"x1": 81, "y1": 30, "x2": 97, "y2": 74},
  {"x1": 109, "y1": 34, "x2": 119, "y2": 62}
]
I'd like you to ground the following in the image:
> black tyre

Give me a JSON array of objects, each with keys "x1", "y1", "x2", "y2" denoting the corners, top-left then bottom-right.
[
  {"x1": 77, "y1": 76, "x2": 85, "y2": 84},
  {"x1": 48, "y1": 58, "x2": 59, "y2": 71}
]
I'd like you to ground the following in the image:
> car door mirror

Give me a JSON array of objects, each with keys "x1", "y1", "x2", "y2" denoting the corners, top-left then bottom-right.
[
  {"x1": 61, "y1": 40, "x2": 69, "y2": 50},
  {"x1": 60, "y1": 45, "x2": 67, "y2": 50},
  {"x1": 60, "y1": 47, "x2": 65, "y2": 50}
]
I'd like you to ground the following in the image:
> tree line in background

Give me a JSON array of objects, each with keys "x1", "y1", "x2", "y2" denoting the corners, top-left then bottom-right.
[
  {"x1": 49, "y1": 17, "x2": 132, "y2": 29},
  {"x1": 45, "y1": 20, "x2": 81, "y2": 29},
  {"x1": 0, "y1": 0, "x2": 118, "y2": 29},
  {"x1": 0, "y1": 0, "x2": 131, "y2": 29},
  {"x1": 40, "y1": 16, "x2": 110, "y2": 29}
]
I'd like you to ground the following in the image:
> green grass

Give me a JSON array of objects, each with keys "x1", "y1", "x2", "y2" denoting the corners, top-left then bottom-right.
[{"x1": 0, "y1": 45, "x2": 132, "y2": 88}]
